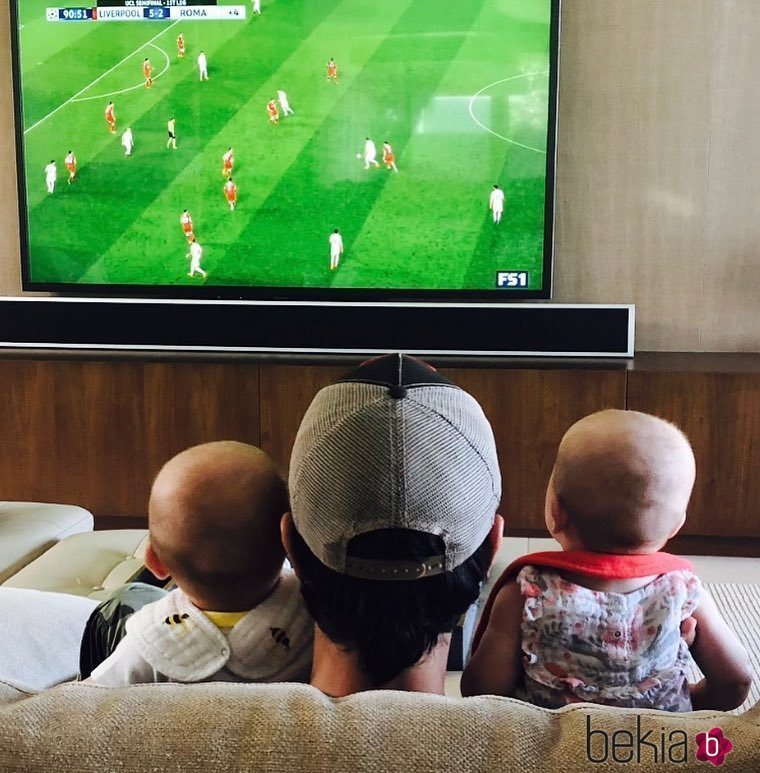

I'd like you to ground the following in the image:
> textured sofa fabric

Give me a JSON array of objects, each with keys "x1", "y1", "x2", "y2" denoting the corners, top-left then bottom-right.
[
  {"x1": 0, "y1": 683, "x2": 759, "y2": 772},
  {"x1": 1, "y1": 526, "x2": 758, "y2": 771},
  {"x1": 0, "y1": 680, "x2": 33, "y2": 707},
  {"x1": 0, "y1": 502, "x2": 93, "y2": 584}
]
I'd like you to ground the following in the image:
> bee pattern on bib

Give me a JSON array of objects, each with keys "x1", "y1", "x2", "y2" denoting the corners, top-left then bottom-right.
[
  {"x1": 164, "y1": 613, "x2": 190, "y2": 628},
  {"x1": 269, "y1": 627, "x2": 291, "y2": 650}
]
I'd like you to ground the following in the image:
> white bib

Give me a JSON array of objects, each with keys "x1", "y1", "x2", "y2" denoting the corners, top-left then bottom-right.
[{"x1": 124, "y1": 571, "x2": 313, "y2": 682}]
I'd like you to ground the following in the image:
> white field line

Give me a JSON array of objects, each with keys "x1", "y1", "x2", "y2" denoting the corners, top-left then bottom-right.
[
  {"x1": 467, "y1": 71, "x2": 549, "y2": 154},
  {"x1": 71, "y1": 42, "x2": 170, "y2": 102},
  {"x1": 24, "y1": 20, "x2": 179, "y2": 134}
]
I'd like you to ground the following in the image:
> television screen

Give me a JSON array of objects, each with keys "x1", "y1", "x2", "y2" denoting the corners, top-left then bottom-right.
[{"x1": 11, "y1": 0, "x2": 559, "y2": 300}]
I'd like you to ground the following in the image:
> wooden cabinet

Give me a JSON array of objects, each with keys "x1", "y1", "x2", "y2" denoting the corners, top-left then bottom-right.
[
  {"x1": 628, "y1": 369, "x2": 760, "y2": 541},
  {"x1": 0, "y1": 353, "x2": 757, "y2": 554},
  {"x1": 0, "y1": 359, "x2": 260, "y2": 517}
]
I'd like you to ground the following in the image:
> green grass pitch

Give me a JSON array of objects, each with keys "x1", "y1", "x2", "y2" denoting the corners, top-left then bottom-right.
[{"x1": 17, "y1": 0, "x2": 552, "y2": 292}]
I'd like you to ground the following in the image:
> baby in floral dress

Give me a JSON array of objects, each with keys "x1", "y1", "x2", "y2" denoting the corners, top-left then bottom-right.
[{"x1": 462, "y1": 410, "x2": 751, "y2": 711}]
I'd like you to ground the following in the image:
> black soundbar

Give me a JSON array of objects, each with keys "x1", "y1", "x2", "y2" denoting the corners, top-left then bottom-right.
[{"x1": 0, "y1": 299, "x2": 634, "y2": 357}]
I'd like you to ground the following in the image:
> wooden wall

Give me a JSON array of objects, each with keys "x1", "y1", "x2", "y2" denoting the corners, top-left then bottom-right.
[
  {"x1": 0, "y1": 0, "x2": 759, "y2": 351},
  {"x1": 0, "y1": 354, "x2": 757, "y2": 555},
  {"x1": 0, "y1": 359, "x2": 260, "y2": 516}
]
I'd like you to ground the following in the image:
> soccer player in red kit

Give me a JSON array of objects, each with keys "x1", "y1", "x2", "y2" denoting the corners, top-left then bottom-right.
[
  {"x1": 105, "y1": 102, "x2": 115, "y2": 133},
  {"x1": 143, "y1": 58, "x2": 153, "y2": 88},
  {"x1": 382, "y1": 141, "x2": 398, "y2": 173},
  {"x1": 267, "y1": 99, "x2": 279, "y2": 125},
  {"x1": 180, "y1": 210, "x2": 194, "y2": 241},
  {"x1": 177, "y1": 33, "x2": 185, "y2": 58},
  {"x1": 65, "y1": 150, "x2": 77, "y2": 184},
  {"x1": 224, "y1": 178, "x2": 237, "y2": 211},
  {"x1": 326, "y1": 57, "x2": 338, "y2": 83},
  {"x1": 222, "y1": 147, "x2": 234, "y2": 178}
]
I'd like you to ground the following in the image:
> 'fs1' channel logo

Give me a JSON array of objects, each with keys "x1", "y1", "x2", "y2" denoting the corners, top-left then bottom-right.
[{"x1": 496, "y1": 271, "x2": 529, "y2": 289}]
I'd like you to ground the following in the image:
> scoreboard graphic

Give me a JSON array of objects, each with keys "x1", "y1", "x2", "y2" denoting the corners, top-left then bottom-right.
[{"x1": 46, "y1": 0, "x2": 245, "y2": 21}]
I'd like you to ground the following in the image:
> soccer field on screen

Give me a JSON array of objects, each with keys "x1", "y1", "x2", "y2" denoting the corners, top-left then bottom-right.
[{"x1": 16, "y1": 0, "x2": 552, "y2": 293}]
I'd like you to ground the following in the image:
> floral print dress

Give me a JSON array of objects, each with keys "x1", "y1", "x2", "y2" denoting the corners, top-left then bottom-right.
[{"x1": 516, "y1": 566, "x2": 701, "y2": 711}]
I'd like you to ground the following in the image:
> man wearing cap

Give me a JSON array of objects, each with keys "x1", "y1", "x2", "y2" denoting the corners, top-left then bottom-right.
[{"x1": 282, "y1": 353, "x2": 503, "y2": 696}]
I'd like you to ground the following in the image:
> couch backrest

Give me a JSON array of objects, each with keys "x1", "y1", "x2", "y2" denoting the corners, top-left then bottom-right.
[{"x1": 1, "y1": 682, "x2": 759, "y2": 772}]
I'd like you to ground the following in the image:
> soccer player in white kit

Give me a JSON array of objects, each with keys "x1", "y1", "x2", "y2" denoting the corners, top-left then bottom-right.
[
  {"x1": 252, "y1": 0, "x2": 261, "y2": 14},
  {"x1": 363, "y1": 137, "x2": 380, "y2": 170},
  {"x1": 44, "y1": 160, "x2": 57, "y2": 194},
  {"x1": 329, "y1": 228, "x2": 343, "y2": 271},
  {"x1": 167, "y1": 117, "x2": 177, "y2": 149},
  {"x1": 277, "y1": 89, "x2": 294, "y2": 116},
  {"x1": 197, "y1": 51, "x2": 209, "y2": 81},
  {"x1": 187, "y1": 238, "x2": 207, "y2": 278},
  {"x1": 489, "y1": 184, "x2": 505, "y2": 224},
  {"x1": 121, "y1": 127, "x2": 134, "y2": 156}
]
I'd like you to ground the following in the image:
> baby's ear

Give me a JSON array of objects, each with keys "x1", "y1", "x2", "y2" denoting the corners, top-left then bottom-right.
[
  {"x1": 145, "y1": 542, "x2": 170, "y2": 580},
  {"x1": 545, "y1": 482, "x2": 565, "y2": 534}
]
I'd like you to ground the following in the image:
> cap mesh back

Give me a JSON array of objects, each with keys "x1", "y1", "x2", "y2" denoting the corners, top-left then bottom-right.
[{"x1": 289, "y1": 382, "x2": 501, "y2": 574}]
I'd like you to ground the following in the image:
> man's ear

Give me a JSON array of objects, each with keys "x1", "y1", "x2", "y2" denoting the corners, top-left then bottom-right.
[
  {"x1": 486, "y1": 513, "x2": 504, "y2": 567},
  {"x1": 145, "y1": 542, "x2": 170, "y2": 580},
  {"x1": 281, "y1": 512, "x2": 302, "y2": 579}
]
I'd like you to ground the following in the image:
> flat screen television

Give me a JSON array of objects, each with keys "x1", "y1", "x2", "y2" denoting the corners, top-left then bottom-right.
[{"x1": 11, "y1": 0, "x2": 560, "y2": 301}]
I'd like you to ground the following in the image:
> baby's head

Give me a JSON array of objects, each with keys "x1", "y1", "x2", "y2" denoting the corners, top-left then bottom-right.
[
  {"x1": 546, "y1": 410, "x2": 695, "y2": 554},
  {"x1": 145, "y1": 441, "x2": 289, "y2": 611}
]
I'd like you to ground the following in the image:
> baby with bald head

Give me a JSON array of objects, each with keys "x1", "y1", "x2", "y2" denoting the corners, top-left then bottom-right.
[
  {"x1": 87, "y1": 442, "x2": 313, "y2": 687},
  {"x1": 463, "y1": 410, "x2": 751, "y2": 712},
  {"x1": 146, "y1": 441, "x2": 288, "y2": 611},
  {"x1": 547, "y1": 409, "x2": 695, "y2": 555}
]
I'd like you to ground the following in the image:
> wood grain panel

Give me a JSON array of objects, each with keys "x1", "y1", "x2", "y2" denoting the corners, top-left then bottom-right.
[
  {"x1": 628, "y1": 370, "x2": 760, "y2": 538},
  {"x1": 442, "y1": 368, "x2": 627, "y2": 533},
  {"x1": 258, "y1": 364, "x2": 348, "y2": 474},
  {"x1": 0, "y1": 353, "x2": 756, "y2": 558},
  {"x1": 0, "y1": 359, "x2": 260, "y2": 517}
]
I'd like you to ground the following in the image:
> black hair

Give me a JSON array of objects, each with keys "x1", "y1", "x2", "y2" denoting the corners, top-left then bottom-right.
[{"x1": 290, "y1": 527, "x2": 492, "y2": 687}]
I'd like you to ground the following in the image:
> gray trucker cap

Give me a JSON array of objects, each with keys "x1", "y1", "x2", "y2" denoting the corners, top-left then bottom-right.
[{"x1": 288, "y1": 353, "x2": 502, "y2": 580}]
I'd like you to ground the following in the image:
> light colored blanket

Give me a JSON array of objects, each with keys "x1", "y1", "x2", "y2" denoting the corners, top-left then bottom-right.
[{"x1": 0, "y1": 588, "x2": 97, "y2": 690}]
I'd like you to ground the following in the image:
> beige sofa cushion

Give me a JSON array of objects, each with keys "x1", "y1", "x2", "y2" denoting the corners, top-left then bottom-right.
[
  {"x1": 0, "y1": 680, "x2": 34, "y2": 708},
  {"x1": 0, "y1": 502, "x2": 93, "y2": 584},
  {"x1": 0, "y1": 683, "x2": 758, "y2": 772},
  {"x1": 3, "y1": 530, "x2": 148, "y2": 599}
]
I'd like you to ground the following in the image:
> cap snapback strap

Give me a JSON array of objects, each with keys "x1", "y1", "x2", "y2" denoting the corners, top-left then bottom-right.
[{"x1": 343, "y1": 555, "x2": 445, "y2": 581}]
